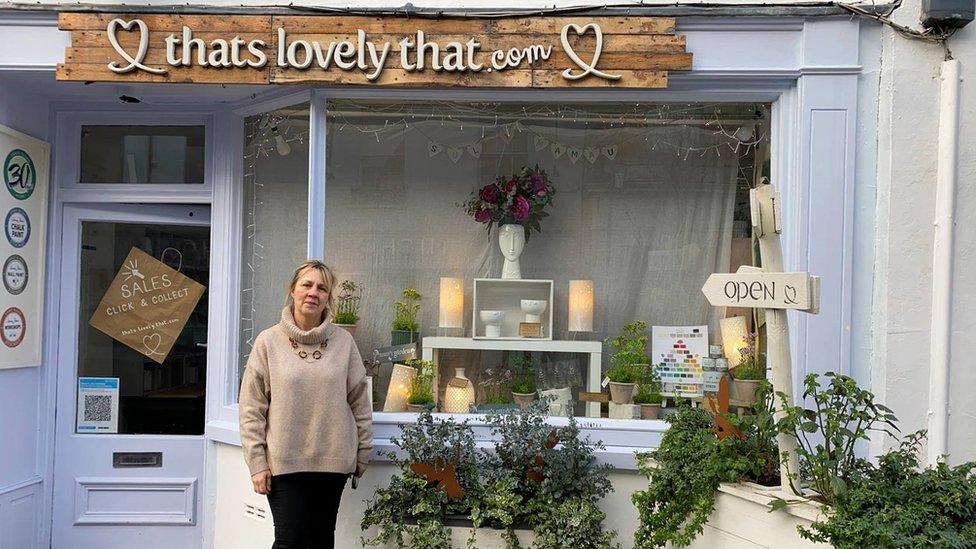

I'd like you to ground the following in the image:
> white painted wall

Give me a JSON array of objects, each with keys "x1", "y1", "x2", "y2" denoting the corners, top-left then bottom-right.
[
  {"x1": 871, "y1": 3, "x2": 976, "y2": 463},
  {"x1": 0, "y1": 81, "x2": 49, "y2": 549}
]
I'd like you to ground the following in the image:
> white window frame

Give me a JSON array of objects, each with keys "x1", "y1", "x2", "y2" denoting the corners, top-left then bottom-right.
[
  {"x1": 55, "y1": 110, "x2": 215, "y2": 201},
  {"x1": 206, "y1": 16, "x2": 863, "y2": 470}
]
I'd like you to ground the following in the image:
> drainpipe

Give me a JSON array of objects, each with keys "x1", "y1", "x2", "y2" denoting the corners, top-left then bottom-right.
[{"x1": 927, "y1": 58, "x2": 960, "y2": 466}]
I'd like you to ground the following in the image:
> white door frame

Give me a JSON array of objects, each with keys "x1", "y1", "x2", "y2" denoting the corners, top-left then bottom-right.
[{"x1": 51, "y1": 202, "x2": 211, "y2": 549}]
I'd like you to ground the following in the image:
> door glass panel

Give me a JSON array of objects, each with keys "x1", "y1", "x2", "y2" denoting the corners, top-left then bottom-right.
[
  {"x1": 77, "y1": 221, "x2": 209, "y2": 435},
  {"x1": 80, "y1": 125, "x2": 206, "y2": 184}
]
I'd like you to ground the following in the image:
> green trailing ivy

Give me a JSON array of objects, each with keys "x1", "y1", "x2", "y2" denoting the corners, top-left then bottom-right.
[{"x1": 632, "y1": 383, "x2": 780, "y2": 548}]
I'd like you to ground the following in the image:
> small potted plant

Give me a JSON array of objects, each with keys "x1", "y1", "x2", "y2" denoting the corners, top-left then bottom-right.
[
  {"x1": 730, "y1": 332, "x2": 765, "y2": 404},
  {"x1": 405, "y1": 359, "x2": 436, "y2": 413},
  {"x1": 605, "y1": 320, "x2": 649, "y2": 405},
  {"x1": 333, "y1": 280, "x2": 363, "y2": 335},
  {"x1": 391, "y1": 288, "x2": 421, "y2": 346},
  {"x1": 511, "y1": 355, "x2": 538, "y2": 409},
  {"x1": 632, "y1": 365, "x2": 664, "y2": 419}
]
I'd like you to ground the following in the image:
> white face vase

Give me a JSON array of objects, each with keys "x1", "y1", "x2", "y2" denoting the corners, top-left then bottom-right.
[{"x1": 499, "y1": 224, "x2": 525, "y2": 261}]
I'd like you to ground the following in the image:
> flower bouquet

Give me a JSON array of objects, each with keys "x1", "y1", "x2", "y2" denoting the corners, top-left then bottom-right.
[{"x1": 459, "y1": 165, "x2": 555, "y2": 240}]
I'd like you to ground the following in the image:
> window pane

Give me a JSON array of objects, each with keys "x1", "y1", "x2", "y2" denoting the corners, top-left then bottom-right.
[
  {"x1": 324, "y1": 100, "x2": 764, "y2": 419},
  {"x1": 239, "y1": 105, "x2": 310, "y2": 380},
  {"x1": 77, "y1": 221, "x2": 209, "y2": 434},
  {"x1": 80, "y1": 125, "x2": 205, "y2": 184}
]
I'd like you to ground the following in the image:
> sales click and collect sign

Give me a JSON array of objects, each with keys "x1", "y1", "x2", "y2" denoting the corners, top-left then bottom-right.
[
  {"x1": 56, "y1": 14, "x2": 691, "y2": 87},
  {"x1": 89, "y1": 247, "x2": 205, "y2": 364}
]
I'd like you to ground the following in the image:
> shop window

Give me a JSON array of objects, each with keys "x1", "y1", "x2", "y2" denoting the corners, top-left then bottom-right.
[
  {"x1": 238, "y1": 104, "x2": 310, "y2": 375},
  {"x1": 80, "y1": 125, "x2": 206, "y2": 184},
  {"x1": 321, "y1": 100, "x2": 767, "y2": 421}
]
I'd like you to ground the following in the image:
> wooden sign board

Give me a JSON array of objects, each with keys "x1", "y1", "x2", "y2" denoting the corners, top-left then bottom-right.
[
  {"x1": 56, "y1": 13, "x2": 691, "y2": 87},
  {"x1": 701, "y1": 272, "x2": 820, "y2": 312}
]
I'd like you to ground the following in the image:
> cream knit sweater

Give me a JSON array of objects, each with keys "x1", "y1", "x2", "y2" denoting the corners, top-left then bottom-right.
[{"x1": 239, "y1": 307, "x2": 373, "y2": 476}]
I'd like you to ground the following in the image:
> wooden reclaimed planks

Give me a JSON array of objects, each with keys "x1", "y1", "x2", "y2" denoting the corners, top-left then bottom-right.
[{"x1": 56, "y1": 12, "x2": 692, "y2": 87}]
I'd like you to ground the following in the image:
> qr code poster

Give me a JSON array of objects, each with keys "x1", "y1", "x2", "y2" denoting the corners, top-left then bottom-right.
[
  {"x1": 76, "y1": 377, "x2": 119, "y2": 434},
  {"x1": 652, "y1": 325, "x2": 709, "y2": 398}
]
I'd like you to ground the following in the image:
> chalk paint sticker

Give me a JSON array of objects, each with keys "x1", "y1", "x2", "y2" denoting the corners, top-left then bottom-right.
[
  {"x1": 3, "y1": 254, "x2": 28, "y2": 295},
  {"x1": 4, "y1": 207, "x2": 30, "y2": 248},
  {"x1": 1, "y1": 307, "x2": 26, "y2": 348},
  {"x1": 4, "y1": 149, "x2": 36, "y2": 200}
]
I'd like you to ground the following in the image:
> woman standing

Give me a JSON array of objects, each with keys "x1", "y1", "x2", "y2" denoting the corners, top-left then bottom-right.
[{"x1": 239, "y1": 260, "x2": 373, "y2": 549}]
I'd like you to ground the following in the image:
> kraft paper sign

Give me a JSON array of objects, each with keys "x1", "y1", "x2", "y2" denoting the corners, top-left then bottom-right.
[{"x1": 89, "y1": 247, "x2": 205, "y2": 364}]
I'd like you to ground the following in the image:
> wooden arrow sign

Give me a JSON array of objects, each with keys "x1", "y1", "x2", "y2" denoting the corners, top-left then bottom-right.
[{"x1": 702, "y1": 271, "x2": 820, "y2": 312}]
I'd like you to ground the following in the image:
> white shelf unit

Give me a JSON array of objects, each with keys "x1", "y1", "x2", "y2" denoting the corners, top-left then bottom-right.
[
  {"x1": 421, "y1": 336, "x2": 604, "y2": 418},
  {"x1": 472, "y1": 278, "x2": 554, "y2": 340}
]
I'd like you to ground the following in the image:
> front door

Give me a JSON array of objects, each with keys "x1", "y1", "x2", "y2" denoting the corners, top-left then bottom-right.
[{"x1": 52, "y1": 203, "x2": 210, "y2": 549}]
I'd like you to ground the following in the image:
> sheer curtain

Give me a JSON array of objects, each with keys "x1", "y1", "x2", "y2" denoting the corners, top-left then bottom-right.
[{"x1": 321, "y1": 100, "x2": 746, "y2": 412}]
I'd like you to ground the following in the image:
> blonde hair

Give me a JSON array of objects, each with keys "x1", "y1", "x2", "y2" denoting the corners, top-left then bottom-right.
[{"x1": 285, "y1": 260, "x2": 337, "y2": 320}]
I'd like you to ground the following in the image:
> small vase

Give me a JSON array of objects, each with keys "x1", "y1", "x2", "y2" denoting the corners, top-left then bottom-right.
[
  {"x1": 498, "y1": 224, "x2": 525, "y2": 279},
  {"x1": 512, "y1": 392, "x2": 536, "y2": 409},
  {"x1": 335, "y1": 323, "x2": 357, "y2": 336},
  {"x1": 608, "y1": 382, "x2": 636, "y2": 404},
  {"x1": 639, "y1": 403, "x2": 662, "y2": 420}
]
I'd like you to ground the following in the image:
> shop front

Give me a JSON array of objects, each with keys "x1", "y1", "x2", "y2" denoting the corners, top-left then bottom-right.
[{"x1": 0, "y1": 6, "x2": 871, "y2": 548}]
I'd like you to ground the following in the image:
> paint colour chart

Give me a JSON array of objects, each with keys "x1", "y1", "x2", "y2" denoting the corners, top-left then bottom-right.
[
  {"x1": 652, "y1": 325, "x2": 708, "y2": 397},
  {"x1": 0, "y1": 124, "x2": 49, "y2": 369}
]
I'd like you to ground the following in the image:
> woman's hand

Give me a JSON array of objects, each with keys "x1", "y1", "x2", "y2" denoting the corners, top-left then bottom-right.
[
  {"x1": 251, "y1": 469, "x2": 272, "y2": 495},
  {"x1": 355, "y1": 462, "x2": 367, "y2": 478}
]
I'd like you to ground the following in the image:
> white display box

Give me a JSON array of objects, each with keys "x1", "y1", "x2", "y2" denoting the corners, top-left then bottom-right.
[{"x1": 472, "y1": 278, "x2": 554, "y2": 340}]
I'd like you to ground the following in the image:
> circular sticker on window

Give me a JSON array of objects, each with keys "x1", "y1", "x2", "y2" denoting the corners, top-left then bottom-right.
[
  {"x1": 4, "y1": 208, "x2": 30, "y2": 248},
  {"x1": 1, "y1": 307, "x2": 26, "y2": 348},
  {"x1": 3, "y1": 254, "x2": 28, "y2": 295},
  {"x1": 4, "y1": 149, "x2": 36, "y2": 200}
]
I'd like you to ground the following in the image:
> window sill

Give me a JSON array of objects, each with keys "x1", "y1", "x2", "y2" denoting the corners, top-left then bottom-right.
[{"x1": 208, "y1": 410, "x2": 666, "y2": 471}]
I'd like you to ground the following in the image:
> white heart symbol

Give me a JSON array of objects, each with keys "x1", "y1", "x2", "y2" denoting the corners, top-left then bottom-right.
[
  {"x1": 142, "y1": 333, "x2": 163, "y2": 355},
  {"x1": 560, "y1": 24, "x2": 621, "y2": 81},
  {"x1": 107, "y1": 18, "x2": 167, "y2": 75},
  {"x1": 447, "y1": 147, "x2": 463, "y2": 163},
  {"x1": 534, "y1": 135, "x2": 550, "y2": 152}
]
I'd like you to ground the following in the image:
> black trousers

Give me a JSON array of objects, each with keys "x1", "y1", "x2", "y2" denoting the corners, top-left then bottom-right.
[{"x1": 266, "y1": 472, "x2": 348, "y2": 549}]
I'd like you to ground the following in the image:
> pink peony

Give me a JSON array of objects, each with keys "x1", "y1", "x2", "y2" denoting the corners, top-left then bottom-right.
[
  {"x1": 479, "y1": 183, "x2": 500, "y2": 204},
  {"x1": 474, "y1": 209, "x2": 491, "y2": 223},
  {"x1": 504, "y1": 179, "x2": 518, "y2": 193},
  {"x1": 511, "y1": 196, "x2": 531, "y2": 222}
]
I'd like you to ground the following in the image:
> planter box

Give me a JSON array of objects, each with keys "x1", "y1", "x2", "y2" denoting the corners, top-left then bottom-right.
[
  {"x1": 687, "y1": 483, "x2": 829, "y2": 548},
  {"x1": 403, "y1": 516, "x2": 535, "y2": 548}
]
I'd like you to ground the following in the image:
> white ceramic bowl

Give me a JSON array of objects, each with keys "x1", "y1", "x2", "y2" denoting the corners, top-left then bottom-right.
[
  {"x1": 520, "y1": 300, "x2": 548, "y2": 316},
  {"x1": 479, "y1": 310, "x2": 506, "y2": 324}
]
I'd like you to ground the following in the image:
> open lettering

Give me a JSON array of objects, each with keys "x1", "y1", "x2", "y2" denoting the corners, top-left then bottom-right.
[{"x1": 723, "y1": 281, "x2": 776, "y2": 303}]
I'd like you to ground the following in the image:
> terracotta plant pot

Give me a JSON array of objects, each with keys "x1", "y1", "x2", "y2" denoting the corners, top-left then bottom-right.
[
  {"x1": 335, "y1": 323, "x2": 357, "y2": 336},
  {"x1": 731, "y1": 379, "x2": 761, "y2": 404},
  {"x1": 639, "y1": 403, "x2": 662, "y2": 420},
  {"x1": 512, "y1": 392, "x2": 536, "y2": 409},
  {"x1": 608, "y1": 382, "x2": 636, "y2": 404}
]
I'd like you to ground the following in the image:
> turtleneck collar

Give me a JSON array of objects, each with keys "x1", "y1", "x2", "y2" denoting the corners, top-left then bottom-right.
[{"x1": 278, "y1": 306, "x2": 334, "y2": 344}]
